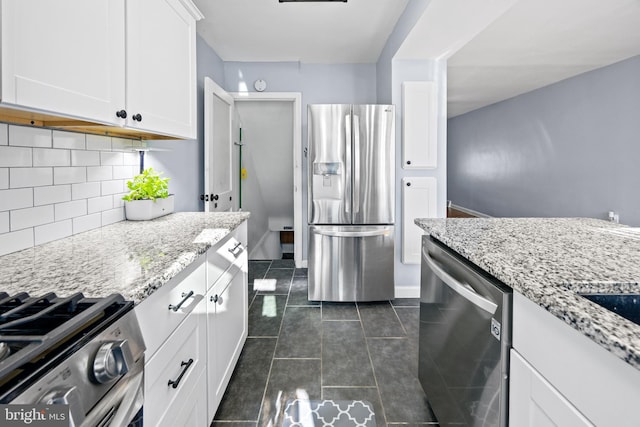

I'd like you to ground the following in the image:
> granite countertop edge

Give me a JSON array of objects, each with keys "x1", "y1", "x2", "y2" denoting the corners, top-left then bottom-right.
[
  {"x1": 414, "y1": 217, "x2": 640, "y2": 371},
  {"x1": 0, "y1": 212, "x2": 251, "y2": 305}
]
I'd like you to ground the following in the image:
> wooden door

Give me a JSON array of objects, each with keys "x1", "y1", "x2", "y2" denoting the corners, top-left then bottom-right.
[{"x1": 204, "y1": 77, "x2": 234, "y2": 212}]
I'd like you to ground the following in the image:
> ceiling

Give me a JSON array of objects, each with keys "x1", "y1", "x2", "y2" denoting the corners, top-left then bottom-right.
[
  {"x1": 194, "y1": 0, "x2": 640, "y2": 117},
  {"x1": 193, "y1": 0, "x2": 408, "y2": 63}
]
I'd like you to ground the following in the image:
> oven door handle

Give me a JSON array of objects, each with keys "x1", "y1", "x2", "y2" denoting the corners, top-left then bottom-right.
[{"x1": 424, "y1": 249, "x2": 498, "y2": 315}]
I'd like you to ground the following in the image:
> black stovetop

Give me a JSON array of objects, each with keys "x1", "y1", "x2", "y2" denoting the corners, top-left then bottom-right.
[{"x1": 0, "y1": 291, "x2": 132, "y2": 403}]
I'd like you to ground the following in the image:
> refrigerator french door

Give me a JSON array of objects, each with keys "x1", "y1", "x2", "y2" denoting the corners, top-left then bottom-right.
[{"x1": 307, "y1": 104, "x2": 395, "y2": 302}]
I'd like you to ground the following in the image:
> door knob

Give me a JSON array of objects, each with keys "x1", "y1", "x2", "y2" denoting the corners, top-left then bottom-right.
[
  {"x1": 132, "y1": 113, "x2": 142, "y2": 122},
  {"x1": 116, "y1": 110, "x2": 127, "y2": 119},
  {"x1": 213, "y1": 194, "x2": 219, "y2": 201}
]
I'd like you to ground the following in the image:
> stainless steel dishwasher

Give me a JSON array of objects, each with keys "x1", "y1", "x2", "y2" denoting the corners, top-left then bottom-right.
[{"x1": 419, "y1": 236, "x2": 512, "y2": 427}]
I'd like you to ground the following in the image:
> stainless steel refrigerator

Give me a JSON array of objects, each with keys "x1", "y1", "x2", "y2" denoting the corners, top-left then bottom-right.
[{"x1": 308, "y1": 104, "x2": 395, "y2": 302}]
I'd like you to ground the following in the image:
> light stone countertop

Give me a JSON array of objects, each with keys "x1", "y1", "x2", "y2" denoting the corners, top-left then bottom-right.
[
  {"x1": 0, "y1": 212, "x2": 250, "y2": 304},
  {"x1": 415, "y1": 217, "x2": 640, "y2": 370}
]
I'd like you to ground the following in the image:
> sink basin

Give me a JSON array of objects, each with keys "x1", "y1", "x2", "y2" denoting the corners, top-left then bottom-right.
[{"x1": 580, "y1": 293, "x2": 640, "y2": 326}]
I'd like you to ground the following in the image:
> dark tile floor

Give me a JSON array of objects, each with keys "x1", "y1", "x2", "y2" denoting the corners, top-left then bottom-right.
[{"x1": 212, "y1": 260, "x2": 438, "y2": 427}]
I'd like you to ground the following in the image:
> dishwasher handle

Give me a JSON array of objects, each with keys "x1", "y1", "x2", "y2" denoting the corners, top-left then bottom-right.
[{"x1": 424, "y1": 248, "x2": 498, "y2": 315}]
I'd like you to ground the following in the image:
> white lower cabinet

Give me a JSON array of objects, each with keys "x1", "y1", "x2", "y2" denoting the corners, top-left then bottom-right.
[
  {"x1": 510, "y1": 350, "x2": 594, "y2": 427},
  {"x1": 206, "y1": 263, "x2": 248, "y2": 420},
  {"x1": 135, "y1": 221, "x2": 248, "y2": 426},
  {"x1": 143, "y1": 298, "x2": 206, "y2": 426},
  {"x1": 161, "y1": 370, "x2": 208, "y2": 427},
  {"x1": 511, "y1": 291, "x2": 640, "y2": 427}
]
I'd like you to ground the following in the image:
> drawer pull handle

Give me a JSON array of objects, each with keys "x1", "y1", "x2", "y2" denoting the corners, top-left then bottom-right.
[
  {"x1": 168, "y1": 290, "x2": 194, "y2": 312},
  {"x1": 228, "y1": 242, "x2": 243, "y2": 257},
  {"x1": 167, "y1": 358, "x2": 194, "y2": 389}
]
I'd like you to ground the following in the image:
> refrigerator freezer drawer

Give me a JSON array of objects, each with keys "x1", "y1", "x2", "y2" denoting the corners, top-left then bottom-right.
[{"x1": 308, "y1": 225, "x2": 394, "y2": 302}]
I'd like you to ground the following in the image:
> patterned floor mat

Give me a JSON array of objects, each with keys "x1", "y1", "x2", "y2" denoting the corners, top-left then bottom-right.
[{"x1": 282, "y1": 399, "x2": 376, "y2": 427}]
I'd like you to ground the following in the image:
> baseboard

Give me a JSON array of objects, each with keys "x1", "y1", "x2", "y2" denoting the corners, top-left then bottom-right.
[
  {"x1": 450, "y1": 203, "x2": 492, "y2": 218},
  {"x1": 394, "y1": 285, "x2": 420, "y2": 299}
]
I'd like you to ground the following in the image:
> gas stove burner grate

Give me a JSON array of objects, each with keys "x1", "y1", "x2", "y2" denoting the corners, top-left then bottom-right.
[{"x1": 0, "y1": 291, "x2": 133, "y2": 402}]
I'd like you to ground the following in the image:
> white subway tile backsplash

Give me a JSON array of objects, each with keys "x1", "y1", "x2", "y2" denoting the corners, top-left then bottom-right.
[
  {"x1": 123, "y1": 152, "x2": 140, "y2": 166},
  {"x1": 112, "y1": 138, "x2": 133, "y2": 152},
  {"x1": 0, "y1": 127, "x2": 133, "y2": 255},
  {"x1": 72, "y1": 182, "x2": 100, "y2": 200},
  {"x1": 87, "y1": 166, "x2": 112, "y2": 182},
  {"x1": 33, "y1": 148, "x2": 70, "y2": 167},
  {"x1": 86, "y1": 135, "x2": 111, "y2": 151},
  {"x1": 10, "y1": 167, "x2": 52, "y2": 188},
  {"x1": 100, "y1": 152, "x2": 124, "y2": 166},
  {"x1": 54, "y1": 167, "x2": 87, "y2": 185},
  {"x1": 0, "y1": 229, "x2": 34, "y2": 256},
  {"x1": 71, "y1": 150, "x2": 100, "y2": 167},
  {"x1": 88, "y1": 196, "x2": 113, "y2": 214},
  {"x1": 113, "y1": 165, "x2": 135, "y2": 180},
  {"x1": 9, "y1": 126, "x2": 52, "y2": 148},
  {"x1": 0, "y1": 146, "x2": 33, "y2": 167},
  {"x1": 35, "y1": 219, "x2": 72, "y2": 245},
  {"x1": 0, "y1": 212, "x2": 8, "y2": 233},
  {"x1": 34, "y1": 185, "x2": 71, "y2": 206},
  {"x1": 0, "y1": 169, "x2": 8, "y2": 189},
  {"x1": 53, "y1": 131, "x2": 85, "y2": 150},
  {"x1": 101, "y1": 180, "x2": 124, "y2": 196},
  {"x1": 73, "y1": 213, "x2": 102, "y2": 235},
  {"x1": 113, "y1": 193, "x2": 127, "y2": 208},
  {"x1": 102, "y1": 207, "x2": 125, "y2": 226},
  {"x1": 0, "y1": 124, "x2": 8, "y2": 145},
  {"x1": 54, "y1": 200, "x2": 87, "y2": 221},
  {"x1": 10, "y1": 205, "x2": 54, "y2": 231},
  {"x1": 0, "y1": 188, "x2": 33, "y2": 212}
]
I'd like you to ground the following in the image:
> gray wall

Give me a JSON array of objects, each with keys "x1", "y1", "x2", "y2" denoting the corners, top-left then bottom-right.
[
  {"x1": 146, "y1": 35, "x2": 227, "y2": 212},
  {"x1": 376, "y1": 0, "x2": 431, "y2": 104},
  {"x1": 448, "y1": 55, "x2": 640, "y2": 225}
]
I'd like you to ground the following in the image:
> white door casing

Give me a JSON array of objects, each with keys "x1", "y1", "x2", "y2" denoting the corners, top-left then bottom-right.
[
  {"x1": 230, "y1": 92, "x2": 303, "y2": 268},
  {"x1": 204, "y1": 77, "x2": 234, "y2": 212}
]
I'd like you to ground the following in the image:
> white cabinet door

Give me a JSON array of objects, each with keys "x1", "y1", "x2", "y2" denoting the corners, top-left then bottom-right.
[
  {"x1": 161, "y1": 370, "x2": 208, "y2": 427},
  {"x1": 510, "y1": 350, "x2": 595, "y2": 427},
  {"x1": 126, "y1": 0, "x2": 199, "y2": 139},
  {"x1": 402, "y1": 177, "x2": 437, "y2": 264},
  {"x1": 1, "y1": 0, "x2": 125, "y2": 124},
  {"x1": 206, "y1": 266, "x2": 248, "y2": 421},
  {"x1": 402, "y1": 81, "x2": 437, "y2": 169}
]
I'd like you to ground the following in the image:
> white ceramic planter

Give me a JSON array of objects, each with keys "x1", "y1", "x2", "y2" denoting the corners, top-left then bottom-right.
[{"x1": 124, "y1": 195, "x2": 175, "y2": 221}]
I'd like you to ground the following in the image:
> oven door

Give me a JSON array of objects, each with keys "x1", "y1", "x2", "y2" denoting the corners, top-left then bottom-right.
[{"x1": 83, "y1": 355, "x2": 144, "y2": 427}]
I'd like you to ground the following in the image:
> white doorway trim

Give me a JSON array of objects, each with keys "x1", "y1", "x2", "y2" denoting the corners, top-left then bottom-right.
[{"x1": 230, "y1": 92, "x2": 303, "y2": 268}]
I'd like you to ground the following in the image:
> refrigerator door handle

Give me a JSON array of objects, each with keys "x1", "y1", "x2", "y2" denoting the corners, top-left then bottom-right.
[
  {"x1": 353, "y1": 113, "x2": 360, "y2": 214},
  {"x1": 345, "y1": 113, "x2": 352, "y2": 215},
  {"x1": 313, "y1": 228, "x2": 391, "y2": 238}
]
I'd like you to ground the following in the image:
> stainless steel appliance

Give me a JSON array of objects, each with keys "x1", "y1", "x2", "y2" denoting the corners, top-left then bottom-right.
[
  {"x1": 418, "y1": 237, "x2": 512, "y2": 426},
  {"x1": 307, "y1": 104, "x2": 395, "y2": 302},
  {"x1": 0, "y1": 292, "x2": 145, "y2": 427}
]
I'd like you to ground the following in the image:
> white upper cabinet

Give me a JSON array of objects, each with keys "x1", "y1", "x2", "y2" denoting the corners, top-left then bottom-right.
[
  {"x1": 126, "y1": 0, "x2": 200, "y2": 139},
  {"x1": 1, "y1": 0, "x2": 126, "y2": 123},
  {"x1": 0, "y1": 0, "x2": 202, "y2": 140}
]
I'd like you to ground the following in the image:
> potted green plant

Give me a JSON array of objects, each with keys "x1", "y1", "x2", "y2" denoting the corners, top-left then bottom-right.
[{"x1": 122, "y1": 168, "x2": 174, "y2": 220}]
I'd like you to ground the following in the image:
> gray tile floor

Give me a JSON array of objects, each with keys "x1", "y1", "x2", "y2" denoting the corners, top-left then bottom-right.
[{"x1": 212, "y1": 260, "x2": 438, "y2": 427}]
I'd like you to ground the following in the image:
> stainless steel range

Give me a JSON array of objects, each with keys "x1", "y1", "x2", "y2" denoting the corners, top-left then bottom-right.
[{"x1": 0, "y1": 292, "x2": 145, "y2": 427}]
